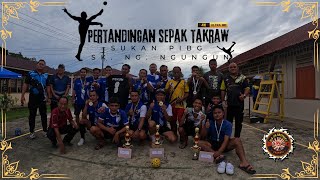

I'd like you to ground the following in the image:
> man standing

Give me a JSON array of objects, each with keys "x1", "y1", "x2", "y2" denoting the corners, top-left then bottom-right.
[
  {"x1": 21, "y1": 59, "x2": 51, "y2": 139},
  {"x1": 221, "y1": 63, "x2": 249, "y2": 137},
  {"x1": 165, "y1": 66, "x2": 189, "y2": 136},
  {"x1": 50, "y1": 64, "x2": 71, "y2": 112},
  {"x1": 187, "y1": 66, "x2": 209, "y2": 107},
  {"x1": 132, "y1": 69, "x2": 154, "y2": 105},
  {"x1": 47, "y1": 97, "x2": 79, "y2": 154},
  {"x1": 108, "y1": 64, "x2": 130, "y2": 110},
  {"x1": 72, "y1": 68, "x2": 88, "y2": 137},
  {"x1": 157, "y1": 65, "x2": 170, "y2": 90},
  {"x1": 203, "y1": 59, "x2": 224, "y2": 106},
  {"x1": 86, "y1": 68, "x2": 101, "y2": 94}
]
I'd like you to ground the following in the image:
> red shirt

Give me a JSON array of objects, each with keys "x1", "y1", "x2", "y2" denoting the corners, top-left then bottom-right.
[{"x1": 49, "y1": 108, "x2": 73, "y2": 128}]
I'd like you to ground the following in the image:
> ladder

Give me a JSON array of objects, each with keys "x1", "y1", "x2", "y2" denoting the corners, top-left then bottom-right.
[{"x1": 252, "y1": 71, "x2": 284, "y2": 123}]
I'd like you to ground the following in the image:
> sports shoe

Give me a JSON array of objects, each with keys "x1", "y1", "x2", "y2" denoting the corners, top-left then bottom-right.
[
  {"x1": 217, "y1": 161, "x2": 226, "y2": 174},
  {"x1": 226, "y1": 162, "x2": 234, "y2": 175},
  {"x1": 29, "y1": 133, "x2": 36, "y2": 139},
  {"x1": 43, "y1": 131, "x2": 47, "y2": 138},
  {"x1": 77, "y1": 138, "x2": 85, "y2": 146}
]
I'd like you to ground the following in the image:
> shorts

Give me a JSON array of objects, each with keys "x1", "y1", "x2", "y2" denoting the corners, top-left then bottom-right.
[
  {"x1": 211, "y1": 140, "x2": 232, "y2": 152},
  {"x1": 103, "y1": 126, "x2": 123, "y2": 139},
  {"x1": 183, "y1": 120, "x2": 199, "y2": 136},
  {"x1": 74, "y1": 104, "x2": 85, "y2": 116},
  {"x1": 172, "y1": 107, "x2": 185, "y2": 123},
  {"x1": 130, "y1": 123, "x2": 148, "y2": 132},
  {"x1": 159, "y1": 125, "x2": 171, "y2": 135}
]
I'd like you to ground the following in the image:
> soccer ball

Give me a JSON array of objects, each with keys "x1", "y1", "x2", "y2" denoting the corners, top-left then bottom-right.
[{"x1": 151, "y1": 158, "x2": 161, "y2": 168}]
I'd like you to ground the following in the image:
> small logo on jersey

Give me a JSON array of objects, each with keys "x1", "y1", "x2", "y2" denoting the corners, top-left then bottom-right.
[{"x1": 262, "y1": 127, "x2": 294, "y2": 161}]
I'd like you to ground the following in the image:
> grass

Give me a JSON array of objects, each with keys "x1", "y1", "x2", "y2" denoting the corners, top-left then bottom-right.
[{"x1": 5, "y1": 105, "x2": 53, "y2": 121}]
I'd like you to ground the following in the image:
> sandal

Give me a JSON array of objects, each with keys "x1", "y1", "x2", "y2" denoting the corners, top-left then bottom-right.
[
  {"x1": 239, "y1": 164, "x2": 256, "y2": 174},
  {"x1": 179, "y1": 142, "x2": 188, "y2": 149},
  {"x1": 214, "y1": 155, "x2": 225, "y2": 164},
  {"x1": 94, "y1": 143, "x2": 104, "y2": 150}
]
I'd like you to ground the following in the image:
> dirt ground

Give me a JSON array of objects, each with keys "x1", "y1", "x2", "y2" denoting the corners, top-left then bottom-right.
[{"x1": 1, "y1": 109, "x2": 318, "y2": 180}]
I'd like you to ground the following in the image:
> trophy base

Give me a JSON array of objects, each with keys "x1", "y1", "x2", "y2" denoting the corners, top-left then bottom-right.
[
  {"x1": 152, "y1": 143, "x2": 161, "y2": 148},
  {"x1": 192, "y1": 153, "x2": 199, "y2": 160},
  {"x1": 123, "y1": 143, "x2": 133, "y2": 149}
]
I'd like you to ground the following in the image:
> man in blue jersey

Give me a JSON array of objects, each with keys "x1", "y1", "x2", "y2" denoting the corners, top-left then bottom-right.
[
  {"x1": 125, "y1": 91, "x2": 147, "y2": 142},
  {"x1": 86, "y1": 68, "x2": 101, "y2": 96},
  {"x1": 146, "y1": 89, "x2": 176, "y2": 144},
  {"x1": 50, "y1": 64, "x2": 71, "y2": 112},
  {"x1": 90, "y1": 97, "x2": 129, "y2": 150},
  {"x1": 77, "y1": 90, "x2": 107, "y2": 146},
  {"x1": 21, "y1": 59, "x2": 51, "y2": 139},
  {"x1": 156, "y1": 65, "x2": 170, "y2": 90},
  {"x1": 199, "y1": 105, "x2": 256, "y2": 175},
  {"x1": 147, "y1": 63, "x2": 160, "y2": 100},
  {"x1": 132, "y1": 69, "x2": 154, "y2": 105},
  {"x1": 72, "y1": 68, "x2": 88, "y2": 130}
]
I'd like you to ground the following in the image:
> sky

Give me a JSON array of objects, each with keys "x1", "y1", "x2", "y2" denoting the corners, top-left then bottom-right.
[{"x1": 5, "y1": 0, "x2": 316, "y2": 76}]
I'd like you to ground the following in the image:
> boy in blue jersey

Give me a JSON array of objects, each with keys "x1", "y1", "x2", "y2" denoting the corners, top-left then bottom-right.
[
  {"x1": 77, "y1": 90, "x2": 107, "y2": 146},
  {"x1": 199, "y1": 105, "x2": 256, "y2": 174},
  {"x1": 146, "y1": 89, "x2": 176, "y2": 144},
  {"x1": 147, "y1": 63, "x2": 160, "y2": 100},
  {"x1": 125, "y1": 91, "x2": 148, "y2": 142},
  {"x1": 132, "y1": 69, "x2": 154, "y2": 105},
  {"x1": 90, "y1": 97, "x2": 129, "y2": 150}
]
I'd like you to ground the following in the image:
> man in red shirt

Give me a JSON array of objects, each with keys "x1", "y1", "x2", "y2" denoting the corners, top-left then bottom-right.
[{"x1": 47, "y1": 96, "x2": 79, "y2": 154}]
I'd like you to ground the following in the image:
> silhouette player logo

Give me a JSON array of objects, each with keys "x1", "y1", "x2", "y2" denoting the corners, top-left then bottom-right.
[
  {"x1": 217, "y1": 41, "x2": 236, "y2": 63},
  {"x1": 63, "y1": 8, "x2": 104, "y2": 61}
]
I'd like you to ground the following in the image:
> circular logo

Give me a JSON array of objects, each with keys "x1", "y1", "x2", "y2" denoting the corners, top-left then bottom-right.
[{"x1": 262, "y1": 127, "x2": 294, "y2": 161}]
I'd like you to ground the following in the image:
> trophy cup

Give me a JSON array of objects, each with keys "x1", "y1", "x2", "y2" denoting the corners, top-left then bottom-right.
[
  {"x1": 191, "y1": 127, "x2": 201, "y2": 160},
  {"x1": 123, "y1": 126, "x2": 132, "y2": 148},
  {"x1": 152, "y1": 125, "x2": 161, "y2": 148}
]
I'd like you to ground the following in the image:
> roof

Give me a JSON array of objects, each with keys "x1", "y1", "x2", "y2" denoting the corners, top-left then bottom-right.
[
  {"x1": 5, "y1": 55, "x2": 57, "y2": 75},
  {"x1": 218, "y1": 19, "x2": 317, "y2": 71},
  {"x1": 72, "y1": 67, "x2": 136, "y2": 78},
  {"x1": 0, "y1": 67, "x2": 22, "y2": 79}
]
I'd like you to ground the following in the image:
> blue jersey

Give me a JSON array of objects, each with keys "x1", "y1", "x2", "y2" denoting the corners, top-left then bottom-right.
[
  {"x1": 151, "y1": 101, "x2": 172, "y2": 127},
  {"x1": 86, "y1": 76, "x2": 100, "y2": 97},
  {"x1": 87, "y1": 101, "x2": 107, "y2": 125},
  {"x1": 133, "y1": 79, "x2": 150, "y2": 105},
  {"x1": 74, "y1": 78, "x2": 88, "y2": 105},
  {"x1": 98, "y1": 77, "x2": 108, "y2": 102},
  {"x1": 125, "y1": 101, "x2": 147, "y2": 127},
  {"x1": 25, "y1": 70, "x2": 49, "y2": 101},
  {"x1": 147, "y1": 74, "x2": 160, "y2": 89},
  {"x1": 99, "y1": 108, "x2": 129, "y2": 128},
  {"x1": 207, "y1": 119, "x2": 232, "y2": 143}
]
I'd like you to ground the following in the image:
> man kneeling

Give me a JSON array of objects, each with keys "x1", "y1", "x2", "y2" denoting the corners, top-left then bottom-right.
[
  {"x1": 199, "y1": 105, "x2": 256, "y2": 175},
  {"x1": 47, "y1": 96, "x2": 79, "y2": 154},
  {"x1": 90, "y1": 97, "x2": 129, "y2": 150},
  {"x1": 125, "y1": 91, "x2": 148, "y2": 143},
  {"x1": 147, "y1": 89, "x2": 176, "y2": 144}
]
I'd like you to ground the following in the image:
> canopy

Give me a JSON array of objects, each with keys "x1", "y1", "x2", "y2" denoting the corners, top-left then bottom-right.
[{"x1": 0, "y1": 67, "x2": 22, "y2": 79}]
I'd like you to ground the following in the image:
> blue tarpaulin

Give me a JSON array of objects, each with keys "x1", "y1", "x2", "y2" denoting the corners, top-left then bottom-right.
[{"x1": 0, "y1": 67, "x2": 22, "y2": 79}]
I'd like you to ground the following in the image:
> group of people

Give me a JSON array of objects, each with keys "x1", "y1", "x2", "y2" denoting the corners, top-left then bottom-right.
[{"x1": 20, "y1": 59, "x2": 255, "y2": 175}]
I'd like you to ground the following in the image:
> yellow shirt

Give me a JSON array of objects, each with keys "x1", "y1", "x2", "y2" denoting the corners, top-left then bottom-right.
[{"x1": 165, "y1": 79, "x2": 189, "y2": 108}]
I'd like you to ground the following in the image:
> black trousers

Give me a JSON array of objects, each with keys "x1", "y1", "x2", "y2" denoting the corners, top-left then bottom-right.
[
  {"x1": 50, "y1": 100, "x2": 58, "y2": 113},
  {"x1": 28, "y1": 101, "x2": 47, "y2": 133},
  {"x1": 47, "y1": 125, "x2": 78, "y2": 145},
  {"x1": 227, "y1": 105, "x2": 244, "y2": 137}
]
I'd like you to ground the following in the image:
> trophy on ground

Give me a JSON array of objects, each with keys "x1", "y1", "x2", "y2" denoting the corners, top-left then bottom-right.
[
  {"x1": 152, "y1": 125, "x2": 161, "y2": 148},
  {"x1": 191, "y1": 127, "x2": 201, "y2": 160},
  {"x1": 150, "y1": 124, "x2": 164, "y2": 158},
  {"x1": 123, "y1": 125, "x2": 133, "y2": 148}
]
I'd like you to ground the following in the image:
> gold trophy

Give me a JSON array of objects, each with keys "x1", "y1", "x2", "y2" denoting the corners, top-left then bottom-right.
[
  {"x1": 152, "y1": 125, "x2": 161, "y2": 148},
  {"x1": 191, "y1": 127, "x2": 201, "y2": 160},
  {"x1": 123, "y1": 126, "x2": 132, "y2": 148}
]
